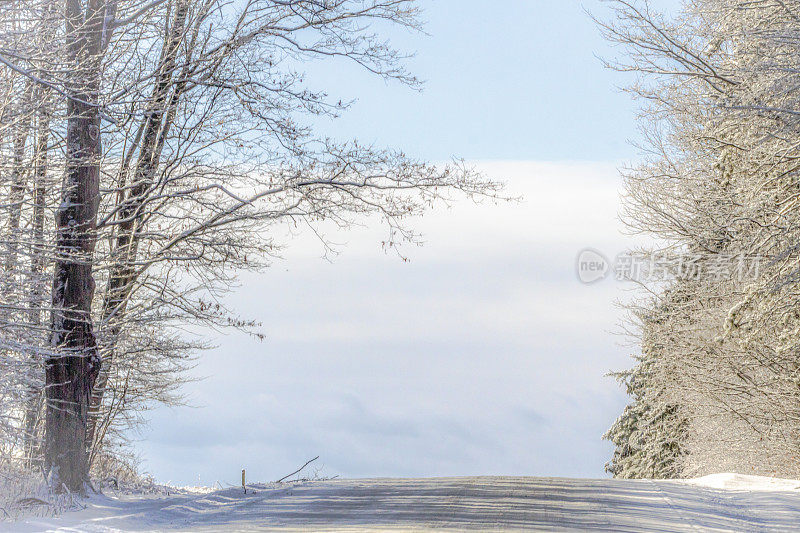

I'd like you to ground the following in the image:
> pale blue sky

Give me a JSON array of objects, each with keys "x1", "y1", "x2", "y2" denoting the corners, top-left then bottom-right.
[
  {"x1": 139, "y1": 0, "x2": 680, "y2": 486},
  {"x1": 309, "y1": 1, "x2": 661, "y2": 160}
]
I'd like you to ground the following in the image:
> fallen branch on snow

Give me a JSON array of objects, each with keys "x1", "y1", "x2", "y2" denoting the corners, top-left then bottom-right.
[{"x1": 275, "y1": 456, "x2": 319, "y2": 483}]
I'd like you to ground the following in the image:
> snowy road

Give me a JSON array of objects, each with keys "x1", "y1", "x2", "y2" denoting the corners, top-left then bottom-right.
[{"x1": 8, "y1": 475, "x2": 800, "y2": 532}]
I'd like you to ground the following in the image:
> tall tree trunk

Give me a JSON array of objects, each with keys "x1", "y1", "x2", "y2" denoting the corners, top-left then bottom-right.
[
  {"x1": 23, "y1": 88, "x2": 51, "y2": 466},
  {"x1": 88, "y1": 0, "x2": 189, "y2": 454},
  {"x1": 3, "y1": 81, "x2": 33, "y2": 299},
  {"x1": 45, "y1": 0, "x2": 113, "y2": 493}
]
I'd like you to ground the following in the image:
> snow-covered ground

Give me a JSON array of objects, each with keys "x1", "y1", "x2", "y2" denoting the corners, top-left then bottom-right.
[{"x1": 6, "y1": 475, "x2": 800, "y2": 532}]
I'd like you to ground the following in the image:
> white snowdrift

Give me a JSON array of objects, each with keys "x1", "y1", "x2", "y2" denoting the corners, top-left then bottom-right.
[{"x1": 685, "y1": 472, "x2": 800, "y2": 492}]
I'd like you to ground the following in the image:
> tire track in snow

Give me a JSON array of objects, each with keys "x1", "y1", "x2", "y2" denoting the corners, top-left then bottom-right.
[{"x1": 9, "y1": 476, "x2": 800, "y2": 532}]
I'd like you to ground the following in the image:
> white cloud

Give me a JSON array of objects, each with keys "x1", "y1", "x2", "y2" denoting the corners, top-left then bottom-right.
[{"x1": 139, "y1": 160, "x2": 641, "y2": 486}]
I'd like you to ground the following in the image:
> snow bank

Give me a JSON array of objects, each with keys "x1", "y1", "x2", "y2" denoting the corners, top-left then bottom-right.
[{"x1": 684, "y1": 472, "x2": 800, "y2": 491}]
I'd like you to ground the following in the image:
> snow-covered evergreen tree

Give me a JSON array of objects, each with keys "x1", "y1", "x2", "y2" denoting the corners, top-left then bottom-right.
[
  {"x1": 599, "y1": 0, "x2": 800, "y2": 477},
  {"x1": 605, "y1": 310, "x2": 688, "y2": 479}
]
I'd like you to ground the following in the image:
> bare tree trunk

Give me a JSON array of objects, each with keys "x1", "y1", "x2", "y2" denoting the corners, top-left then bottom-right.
[
  {"x1": 45, "y1": 0, "x2": 113, "y2": 493},
  {"x1": 88, "y1": 0, "x2": 189, "y2": 453},
  {"x1": 3, "y1": 81, "x2": 32, "y2": 292},
  {"x1": 23, "y1": 87, "x2": 51, "y2": 467}
]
